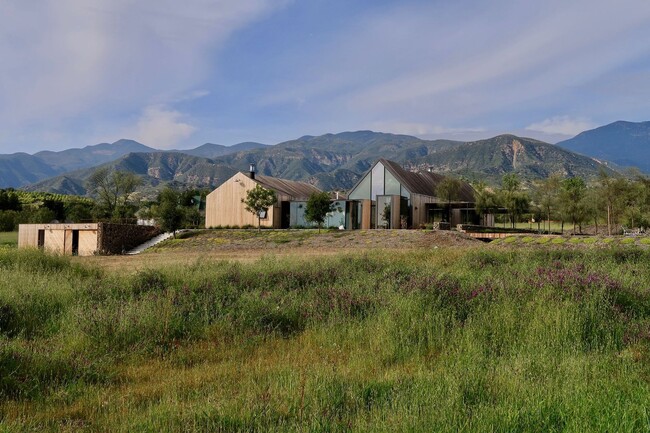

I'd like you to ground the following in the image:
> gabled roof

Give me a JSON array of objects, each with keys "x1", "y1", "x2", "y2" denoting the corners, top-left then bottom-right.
[
  {"x1": 377, "y1": 159, "x2": 475, "y2": 202},
  {"x1": 254, "y1": 174, "x2": 321, "y2": 200}
]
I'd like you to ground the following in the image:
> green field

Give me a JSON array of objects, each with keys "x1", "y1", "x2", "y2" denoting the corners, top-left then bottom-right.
[
  {"x1": 2, "y1": 246, "x2": 650, "y2": 432},
  {"x1": 0, "y1": 232, "x2": 17, "y2": 247}
]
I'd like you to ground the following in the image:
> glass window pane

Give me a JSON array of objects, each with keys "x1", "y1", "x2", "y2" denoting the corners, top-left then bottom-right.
[
  {"x1": 400, "y1": 185, "x2": 410, "y2": 199},
  {"x1": 349, "y1": 174, "x2": 371, "y2": 200},
  {"x1": 371, "y1": 162, "x2": 385, "y2": 200},
  {"x1": 385, "y1": 170, "x2": 401, "y2": 195},
  {"x1": 376, "y1": 196, "x2": 392, "y2": 228}
]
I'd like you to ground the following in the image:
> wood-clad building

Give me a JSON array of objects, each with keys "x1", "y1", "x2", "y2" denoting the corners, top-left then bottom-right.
[
  {"x1": 347, "y1": 159, "x2": 479, "y2": 229},
  {"x1": 205, "y1": 167, "x2": 322, "y2": 229},
  {"x1": 19, "y1": 223, "x2": 100, "y2": 256},
  {"x1": 18, "y1": 223, "x2": 160, "y2": 256}
]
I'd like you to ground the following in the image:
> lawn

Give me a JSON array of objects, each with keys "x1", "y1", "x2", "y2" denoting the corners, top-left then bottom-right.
[
  {"x1": 2, "y1": 245, "x2": 650, "y2": 431},
  {"x1": 0, "y1": 231, "x2": 17, "y2": 247}
]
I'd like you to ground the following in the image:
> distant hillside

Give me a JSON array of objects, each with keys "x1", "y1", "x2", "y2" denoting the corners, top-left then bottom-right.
[
  {"x1": 24, "y1": 152, "x2": 238, "y2": 198},
  {"x1": 413, "y1": 134, "x2": 615, "y2": 184},
  {"x1": 0, "y1": 153, "x2": 60, "y2": 187},
  {"x1": 557, "y1": 121, "x2": 650, "y2": 172},
  {"x1": 34, "y1": 139, "x2": 156, "y2": 173},
  {"x1": 218, "y1": 131, "x2": 461, "y2": 189},
  {"x1": 23, "y1": 131, "x2": 619, "y2": 195},
  {"x1": 180, "y1": 142, "x2": 269, "y2": 159},
  {"x1": 0, "y1": 139, "x2": 267, "y2": 188},
  {"x1": 218, "y1": 131, "x2": 613, "y2": 188}
]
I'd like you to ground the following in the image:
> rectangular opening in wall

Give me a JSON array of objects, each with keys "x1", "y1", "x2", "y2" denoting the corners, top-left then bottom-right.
[
  {"x1": 72, "y1": 230, "x2": 79, "y2": 256},
  {"x1": 281, "y1": 201, "x2": 290, "y2": 229},
  {"x1": 37, "y1": 230, "x2": 45, "y2": 249}
]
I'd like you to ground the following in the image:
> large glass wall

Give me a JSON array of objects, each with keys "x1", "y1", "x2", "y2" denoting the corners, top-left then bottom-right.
[
  {"x1": 348, "y1": 161, "x2": 411, "y2": 203},
  {"x1": 289, "y1": 200, "x2": 347, "y2": 228}
]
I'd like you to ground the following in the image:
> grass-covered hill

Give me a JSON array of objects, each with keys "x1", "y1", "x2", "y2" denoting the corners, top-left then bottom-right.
[{"x1": 1, "y1": 245, "x2": 650, "y2": 431}]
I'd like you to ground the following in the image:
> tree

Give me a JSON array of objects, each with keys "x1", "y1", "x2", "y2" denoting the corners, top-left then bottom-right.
[
  {"x1": 241, "y1": 184, "x2": 277, "y2": 231},
  {"x1": 436, "y1": 177, "x2": 462, "y2": 223},
  {"x1": 498, "y1": 174, "x2": 529, "y2": 228},
  {"x1": 0, "y1": 190, "x2": 21, "y2": 211},
  {"x1": 621, "y1": 174, "x2": 649, "y2": 229},
  {"x1": 305, "y1": 191, "x2": 336, "y2": 233},
  {"x1": 87, "y1": 168, "x2": 142, "y2": 220},
  {"x1": 532, "y1": 174, "x2": 561, "y2": 234},
  {"x1": 64, "y1": 202, "x2": 93, "y2": 223},
  {"x1": 155, "y1": 188, "x2": 184, "y2": 236},
  {"x1": 27, "y1": 207, "x2": 56, "y2": 224},
  {"x1": 473, "y1": 181, "x2": 498, "y2": 226},
  {"x1": 584, "y1": 186, "x2": 604, "y2": 235},
  {"x1": 0, "y1": 210, "x2": 19, "y2": 231},
  {"x1": 596, "y1": 170, "x2": 627, "y2": 235},
  {"x1": 559, "y1": 177, "x2": 587, "y2": 234}
]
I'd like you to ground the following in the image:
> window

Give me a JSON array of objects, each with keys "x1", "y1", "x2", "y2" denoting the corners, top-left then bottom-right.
[
  {"x1": 371, "y1": 162, "x2": 385, "y2": 200},
  {"x1": 349, "y1": 173, "x2": 371, "y2": 200},
  {"x1": 385, "y1": 170, "x2": 401, "y2": 195}
]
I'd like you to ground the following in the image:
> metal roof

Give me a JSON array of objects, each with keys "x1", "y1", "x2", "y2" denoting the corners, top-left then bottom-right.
[
  {"x1": 379, "y1": 159, "x2": 476, "y2": 202},
  {"x1": 254, "y1": 174, "x2": 322, "y2": 200}
]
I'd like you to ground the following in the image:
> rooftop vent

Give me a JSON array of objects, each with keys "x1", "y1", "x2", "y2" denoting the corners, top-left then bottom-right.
[{"x1": 249, "y1": 163, "x2": 256, "y2": 180}]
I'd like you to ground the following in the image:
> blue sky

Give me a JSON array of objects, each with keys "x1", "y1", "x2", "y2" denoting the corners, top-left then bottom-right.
[{"x1": 1, "y1": 0, "x2": 650, "y2": 153}]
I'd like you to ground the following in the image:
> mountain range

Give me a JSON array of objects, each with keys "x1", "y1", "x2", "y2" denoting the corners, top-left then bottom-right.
[
  {"x1": 0, "y1": 140, "x2": 268, "y2": 189},
  {"x1": 556, "y1": 121, "x2": 650, "y2": 172},
  {"x1": 2, "y1": 120, "x2": 649, "y2": 197}
]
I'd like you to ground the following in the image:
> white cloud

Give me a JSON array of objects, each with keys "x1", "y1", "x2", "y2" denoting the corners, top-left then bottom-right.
[
  {"x1": 128, "y1": 105, "x2": 197, "y2": 149},
  {"x1": 0, "y1": 0, "x2": 288, "y2": 128},
  {"x1": 525, "y1": 116, "x2": 596, "y2": 137},
  {"x1": 257, "y1": 0, "x2": 650, "y2": 131}
]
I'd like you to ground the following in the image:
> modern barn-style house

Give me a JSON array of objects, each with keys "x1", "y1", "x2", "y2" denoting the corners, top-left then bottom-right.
[
  {"x1": 205, "y1": 160, "x2": 482, "y2": 230},
  {"x1": 205, "y1": 165, "x2": 324, "y2": 229},
  {"x1": 346, "y1": 159, "x2": 479, "y2": 229}
]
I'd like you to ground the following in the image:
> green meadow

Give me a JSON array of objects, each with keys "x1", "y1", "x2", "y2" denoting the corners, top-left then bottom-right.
[
  {"x1": 2, "y1": 246, "x2": 650, "y2": 432},
  {"x1": 0, "y1": 232, "x2": 17, "y2": 248}
]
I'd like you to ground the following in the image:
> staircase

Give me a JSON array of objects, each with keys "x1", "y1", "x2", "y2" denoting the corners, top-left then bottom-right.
[{"x1": 125, "y1": 231, "x2": 176, "y2": 255}]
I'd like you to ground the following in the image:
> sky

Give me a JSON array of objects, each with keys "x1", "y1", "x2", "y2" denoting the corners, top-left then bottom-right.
[{"x1": 1, "y1": 0, "x2": 650, "y2": 154}]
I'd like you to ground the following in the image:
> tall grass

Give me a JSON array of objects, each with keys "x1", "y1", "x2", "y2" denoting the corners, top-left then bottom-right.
[{"x1": 1, "y1": 247, "x2": 650, "y2": 431}]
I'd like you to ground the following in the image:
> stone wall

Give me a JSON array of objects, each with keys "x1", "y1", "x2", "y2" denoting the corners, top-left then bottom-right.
[{"x1": 97, "y1": 223, "x2": 160, "y2": 254}]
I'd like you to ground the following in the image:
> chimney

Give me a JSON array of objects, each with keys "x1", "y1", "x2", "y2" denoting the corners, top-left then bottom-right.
[
  {"x1": 249, "y1": 163, "x2": 256, "y2": 180},
  {"x1": 335, "y1": 191, "x2": 339, "y2": 200}
]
